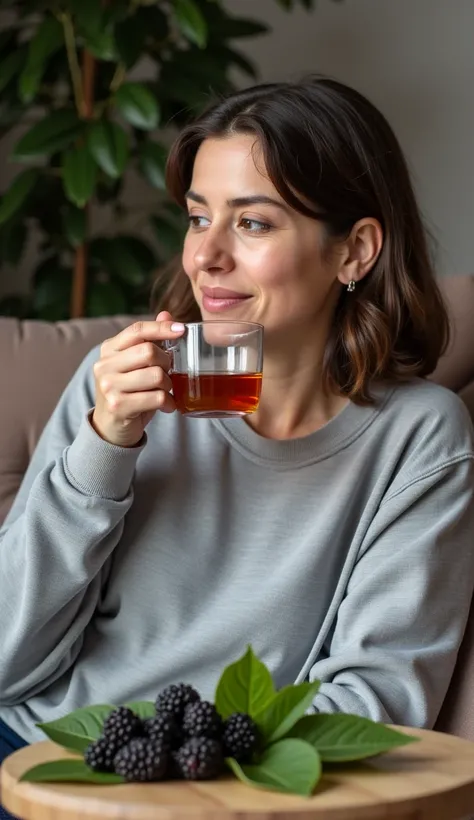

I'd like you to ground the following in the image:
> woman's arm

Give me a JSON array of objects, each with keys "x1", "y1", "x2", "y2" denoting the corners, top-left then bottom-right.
[
  {"x1": 0, "y1": 349, "x2": 143, "y2": 706},
  {"x1": 308, "y1": 455, "x2": 474, "y2": 728}
]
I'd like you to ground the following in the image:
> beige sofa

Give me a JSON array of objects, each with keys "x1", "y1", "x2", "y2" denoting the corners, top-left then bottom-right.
[{"x1": 0, "y1": 275, "x2": 473, "y2": 739}]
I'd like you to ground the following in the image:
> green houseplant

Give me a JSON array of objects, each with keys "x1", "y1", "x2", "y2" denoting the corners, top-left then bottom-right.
[{"x1": 0, "y1": 0, "x2": 323, "y2": 320}]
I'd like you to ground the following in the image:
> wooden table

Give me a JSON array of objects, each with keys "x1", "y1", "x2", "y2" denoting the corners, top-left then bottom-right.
[{"x1": 2, "y1": 727, "x2": 474, "y2": 820}]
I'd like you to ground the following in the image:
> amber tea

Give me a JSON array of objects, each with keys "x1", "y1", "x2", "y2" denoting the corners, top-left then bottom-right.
[{"x1": 171, "y1": 372, "x2": 262, "y2": 418}]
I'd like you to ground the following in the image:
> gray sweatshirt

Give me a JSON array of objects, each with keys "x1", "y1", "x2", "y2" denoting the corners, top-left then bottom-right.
[{"x1": 1, "y1": 348, "x2": 474, "y2": 743}]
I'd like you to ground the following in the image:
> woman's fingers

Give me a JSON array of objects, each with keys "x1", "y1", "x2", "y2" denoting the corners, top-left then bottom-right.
[{"x1": 101, "y1": 318, "x2": 185, "y2": 357}]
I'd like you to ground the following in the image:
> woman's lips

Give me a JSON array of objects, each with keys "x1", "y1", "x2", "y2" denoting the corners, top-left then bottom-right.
[{"x1": 200, "y1": 287, "x2": 252, "y2": 313}]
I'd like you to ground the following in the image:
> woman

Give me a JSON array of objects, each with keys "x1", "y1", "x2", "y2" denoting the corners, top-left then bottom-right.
[{"x1": 1, "y1": 77, "x2": 473, "y2": 787}]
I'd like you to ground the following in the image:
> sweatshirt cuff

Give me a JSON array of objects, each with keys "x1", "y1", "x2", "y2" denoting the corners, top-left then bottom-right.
[{"x1": 64, "y1": 412, "x2": 146, "y2": 500}]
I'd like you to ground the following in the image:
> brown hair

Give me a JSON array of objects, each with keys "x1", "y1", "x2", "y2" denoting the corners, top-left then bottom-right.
[{"x1": 154, "y1": 76, "x2": 449, "y2": 403}]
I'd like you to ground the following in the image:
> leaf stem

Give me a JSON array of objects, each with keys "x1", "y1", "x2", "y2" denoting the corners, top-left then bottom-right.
[
  {"x1": 109, "y1": 63, "x2": 126, "y2": 95},
  {"x1": 59, "y1": 12, "x2": 85, "y2": 117}
]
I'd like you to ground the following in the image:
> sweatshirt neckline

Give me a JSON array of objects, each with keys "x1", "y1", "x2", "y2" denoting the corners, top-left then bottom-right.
[{"x1": 212, "y1": 384, "x2": 395, "y2": 468}]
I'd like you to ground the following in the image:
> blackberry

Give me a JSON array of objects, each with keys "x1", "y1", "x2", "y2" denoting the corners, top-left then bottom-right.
[
  {"x1": 183, "y1": 700, "x2": 222, "y2": 739},
  {"x1": 155, "y1": 683, "x2": 200, "y2": 722},
  {"x1": 144, "y1": 713, "x2": 182, "y2": 750},
  {"x1": 84, "y1": 736, "x2": 119, "y2": 773},
  {"x1": 174, "y1": 737, "x2": 224, "y2": 781},
  {"x1": 222, "y1": 713, "x2": 259, "y2": 762},
  {"x1": 102, "y1": 706, "x2": 143, "y2": 747},
  {"x1": 114, "y1": 738, "x2": 168, "y2": 782}
]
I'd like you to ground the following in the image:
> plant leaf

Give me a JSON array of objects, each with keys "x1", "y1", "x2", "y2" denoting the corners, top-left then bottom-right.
[
  {"x1": 62, "y1": 205, "x2": 86, "y2": 248},
  {"x1": 20, "y1": 759, "x2": 124, "y2": 784},
  {"x1": 254, "y1": 681, "x2": 320, "y2": 744},
  {"x1": 209, "y1": 16, "x2": 268, "y2": 40},
  {"x1": 82, "y1": 28, "x2": 117, "y2": 62},
  {"x1": 87, "y1": 120, "x2": 128, "y2": 179},
  {"x1": 215, "y1": 646, "x2": 275, "y2": 721},
  {"x1": 37, "y1": 704, "x2": 115, "y2": 753},
  {"x1": 0, "y1": 221, "x2": 27, "y2": 265},
  {"x1": 0, "y1": 169, "x2": 39, "y2": 227},
  {"x1": 70, "y1": 0, "x2": 103, "y2": 32},
  {"x1": 115, "y1": 83, "x2": 159, "y2": 131},
  {"x1": 228, "y1": 739, "x2": 321, "y2": 797},
  {"x1": 115, "y1": 12, "x2": 148, "y2": 69},
  {"x1": 138, "y1": 141, "x2": 168, "y2": 190},
  {"x1": 90, "y1": 236, "x2": 156, "y2": 285},
  {"x1": 13, "y1": 109, "x2": 83, "y2": 160},
  {"x1": 174, "y1": 0, "x2": 208, "y2": 48},
  {"x1": 0, "y1": 48, "x2": 27, "y2": 95},
  {"x1": 62, "y1": 145, "x2": 97, "y2": 208},
  {"x1": 124, "y1": 701, "x2": 155, "y2": 720},
  {"x1": 87, "y1": 280, "x2": 128, "y2": 316},
  {"x1": 151, "y1": 214, "x2": 185, "y2": 256},
  {"x1": 19, "y1": 16, "x2": 63, "y2": 103},
  {"x1": 286, "y1": 713, "x2": 418, "y2": 762}
]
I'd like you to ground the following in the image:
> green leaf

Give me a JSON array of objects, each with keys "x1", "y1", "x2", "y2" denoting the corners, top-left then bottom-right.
[
  {"x1": 286, "y1": 714, "x2": 418, "y2": 762},
  {"x1": 151, "y1": 214, "x2": 185, "y2": 256},
  {"x1": 209, "y1": 16, "x2": 268, "y2": 40},
  {"x1": 62, "y1": 145, "x2": 97, "y2": 208},
  {"x1": 70, "y1": 0, "x2": 103, "y2": 32},
  {"x1": 37, "y1": 704, "x2": 115, "y2": 753},
  {"x1": 20, "y1": 759, "x2": 124, "y2": 784},
  {"x1": 0, "y1": 169, "x2": 39, "y2": 226},
  {"x1": 124, "y1": 701, "x2": 155, "y2": 720},
  {"x1": 13, "y1": 109, "x2": 83, "y2": 160},
  {"x1": 90, "y1": 236, "x2": 156, "y2": 285},
  {"x1": 174, "y1": 0, "x2": 208, "y2": 48},
  {"x1": 62, "y1": 205, "x2": 86, "y2": 248},
  {"x1": 82, "y1": 28, "x2": 117, "y2": 62},
  {"x1": 115, "y1": 12, "x2": 148, "y2": 69},
  {"x1": 228, "y1": 739, "x2": 321, "y2": 797},
  {"x1": 87, "y1": 120, "x2": 128, "y2": 179},
  {"x1": 254, "y1": 681, "x2": 320, "y2": 744},
  {"x1": 87, "y1": 280, "x2": 128, "y2": 316},
  {"x1": 216, "y1": 46, "x2": 257, "y2": 79},
  {"x1": 0, "y1": 221, "x2": 27, "y2": 265},
  {"x1": 138, "y1": 141, "x2": 168, "y2": 189},
  {"x1": 215, "y1": 646, "x2": 275, "y2": 721},
  {"x1": 0, "y1": 48, "x2": 27, "y2": 95},
  {"x1": 19, "y1": 16, "x2": 63, "y2": 103},
  {"x1": 115, "y1": 83, "x2": 159, "y2": 131}
]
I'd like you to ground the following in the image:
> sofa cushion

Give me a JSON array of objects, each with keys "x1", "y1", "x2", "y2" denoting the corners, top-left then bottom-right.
[{"x1": 0, "y1": 316, "x2": 132, "y2": 524}]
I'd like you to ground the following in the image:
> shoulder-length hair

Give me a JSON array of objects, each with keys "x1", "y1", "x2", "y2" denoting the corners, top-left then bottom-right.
[{"x1": 154, "y1": 76, "x2": 449, "y2": 403}]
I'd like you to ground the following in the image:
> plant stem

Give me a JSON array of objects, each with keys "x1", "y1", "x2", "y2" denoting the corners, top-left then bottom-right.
[
  {"x1": 70, "y1": 51, "x2": 96, "y2": 318},
  {"x1": 109, "y1": 63, "x2": 126, "y2": 95},
  {"x1": 59, "y1": 12, "x2": 84, "y2": 117}
]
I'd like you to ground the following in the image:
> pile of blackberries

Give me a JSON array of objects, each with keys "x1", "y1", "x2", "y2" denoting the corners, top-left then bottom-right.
[{"x1": 84, "y1": 683, "x2": 259, "y2": 783}]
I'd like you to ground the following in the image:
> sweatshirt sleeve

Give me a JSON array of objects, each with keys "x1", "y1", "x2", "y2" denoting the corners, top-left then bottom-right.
[
  {"x1": 309, "y1": 454, "x2": 474, "y2": 728},
  {"x1": 0, "y1": 348, "x2": 145, "y2": 706}
]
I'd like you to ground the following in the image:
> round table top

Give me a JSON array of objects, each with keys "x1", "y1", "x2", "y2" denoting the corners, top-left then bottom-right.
[{"x1": 2, "y1": 727, "x2": 474, "y2": 820}]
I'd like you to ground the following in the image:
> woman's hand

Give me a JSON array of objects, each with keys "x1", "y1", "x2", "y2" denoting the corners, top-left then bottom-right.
[{"x1": 91, "y1": 311, "x2": 185, "y2": 447}]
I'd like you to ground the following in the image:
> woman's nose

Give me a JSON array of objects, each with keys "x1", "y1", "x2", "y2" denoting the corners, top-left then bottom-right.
[{"x1": 194, "y1": 230, "x2": 234, "y2": 273}]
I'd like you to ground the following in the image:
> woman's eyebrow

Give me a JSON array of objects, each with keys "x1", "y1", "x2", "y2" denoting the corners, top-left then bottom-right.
[{"x1": 185, "y1": 190, "x2": 288, "y2": 211}]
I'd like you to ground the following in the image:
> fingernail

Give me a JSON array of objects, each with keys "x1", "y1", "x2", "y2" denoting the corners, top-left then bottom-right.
[{"x1": 171, "y1": 323, "x2": 185, "y2": 332}]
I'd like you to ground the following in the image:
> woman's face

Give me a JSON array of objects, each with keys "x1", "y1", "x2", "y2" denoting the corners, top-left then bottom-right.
[{"x1": 182, "y1": 134, "x2": 343, "y2": 342}]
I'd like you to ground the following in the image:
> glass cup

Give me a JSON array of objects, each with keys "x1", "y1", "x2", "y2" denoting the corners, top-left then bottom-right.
[{"x1": 165, "y1": 320, "x2": 263, "y2": 418}]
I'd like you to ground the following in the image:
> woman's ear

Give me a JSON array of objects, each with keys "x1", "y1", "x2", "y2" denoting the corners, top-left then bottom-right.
[{"x1": 337, "y1": 218, "x2": 383, "y2": 288}]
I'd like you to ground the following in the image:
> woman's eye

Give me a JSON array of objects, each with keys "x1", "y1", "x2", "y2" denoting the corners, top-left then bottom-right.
[
  {"x1": 188, "y1": 215, "x2": 210, "y2": 229},
  {"x1": 239, "y1": 217, "x2": 272, "y2": 234}
]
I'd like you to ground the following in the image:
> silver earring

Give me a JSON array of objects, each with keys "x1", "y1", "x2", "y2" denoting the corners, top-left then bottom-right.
[{"x1": 347, "y1": 280, "x2": 356, "y2": 292}]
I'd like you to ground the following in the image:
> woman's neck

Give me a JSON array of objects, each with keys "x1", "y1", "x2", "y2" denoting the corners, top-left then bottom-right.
[{"x1": 246, "y1": 356, "x2": 349, "y2": 440}]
